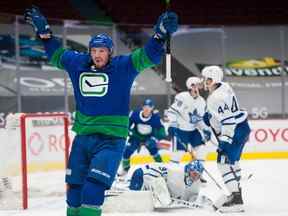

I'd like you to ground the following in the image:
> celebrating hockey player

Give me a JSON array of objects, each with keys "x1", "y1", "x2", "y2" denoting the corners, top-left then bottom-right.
[
  {"x1": 166, "y1": 77, "x2": 214, "y2": 162},
  {"x1": 120, "y1": 98, "x2": 166, "y2": 175},
  {"x1": 201, "y1": 65, "x2": 251, "y2": 213},
  {"x1": 24, "y1": 6, "x2": 178, "y2": 216},
  {"x1": 128, "y1": 160, "x2": 212, "y2": 209}
]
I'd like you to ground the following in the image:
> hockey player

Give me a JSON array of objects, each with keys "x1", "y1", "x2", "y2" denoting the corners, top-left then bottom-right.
[
  {"x1": 121, "y1": 98, "x2": 166, "y2": 174},
  {"x1": 166, "y1": 77, "x2": 214, "y2": 162},
  {"x1": 201, "y1": 65, "x2": 251, "y2": 213},
  {"x1": 24, "y1": 6, "x2": 178, "y2": 216},
  {"x1": 128, "y1": 160, "x2": 212, "y2": 209}
]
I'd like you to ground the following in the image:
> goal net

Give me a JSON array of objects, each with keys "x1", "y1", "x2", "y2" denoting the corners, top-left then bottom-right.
[{"x1": 0, "y1": 113, "x2": 70, "y2": 210}]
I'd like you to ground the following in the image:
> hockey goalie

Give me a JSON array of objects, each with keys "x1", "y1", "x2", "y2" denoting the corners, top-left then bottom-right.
[{"x1": 127, "y1": 160, "x2": 213, "y2": 210}]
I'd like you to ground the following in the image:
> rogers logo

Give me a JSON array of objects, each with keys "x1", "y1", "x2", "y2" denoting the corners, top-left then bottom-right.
[
  {"x1": 250, "y1": 128, "x2": 288, "y2": 143},
  {"x1": 28, "y1": 132, "x2": 45, "y2": 156}
]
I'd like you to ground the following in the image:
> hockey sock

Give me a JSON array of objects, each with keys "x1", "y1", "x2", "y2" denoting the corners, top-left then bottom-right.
[
  {"x1": 153, "y1": 154, "x2": 163, "y2": 162},
  {"x1": 81, "y1": 179, "x2": 105, "y2": 206},
  {"x1": 67, "y1": 207, "x2": 80, "y2": 216},
  {"x1": 217, "y1": 163, "x2": 240, "y2": 193},
  {"x1": 79, "y1": 206, "x2": 101, "y2": 216},
  {"x1": 122, "y1": 159, "x2": 130, "y2": 171},
  {"x1": 67, "y1": 184, "x2": 82, "y2": 208}
]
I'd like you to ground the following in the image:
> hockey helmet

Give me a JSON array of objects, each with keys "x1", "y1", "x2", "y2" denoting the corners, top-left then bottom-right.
[
  {"x1": 186, "y1": 77, "x2": 201, "y2": 89},
  {"x1": 143, "y1": 98, "x2": 155, "y2": 109},
  {"x1": 184, "y1": 160, "x2": 204, "y2": 183},
  {"x1": 201, "y1": 65, "x2": 223, "y2": 84},
  {"x1": 89, "y1": 33, "x2": 113, "y2": 54}
]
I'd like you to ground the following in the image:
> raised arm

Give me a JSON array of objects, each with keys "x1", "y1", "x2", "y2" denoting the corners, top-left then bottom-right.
[
  {"x1": 24, "y1": 6, "x2": 61, "y2": 60},
  {"x1": 130, "y1": 11, "x2": 178, "y2": 73},
  {"x1": 24, "y1": 6, "x2": 81, "y2": 70}
]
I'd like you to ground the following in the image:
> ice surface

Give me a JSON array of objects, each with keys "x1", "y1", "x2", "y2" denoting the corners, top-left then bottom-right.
[{"x1": 1, "y1": 159, "x2": 288, "y2": 216}]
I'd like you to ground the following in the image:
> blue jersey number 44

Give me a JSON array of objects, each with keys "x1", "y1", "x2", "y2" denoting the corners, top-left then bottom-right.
[{"x1": 218, "y1": 96, "x2": 239, "y2": 114}]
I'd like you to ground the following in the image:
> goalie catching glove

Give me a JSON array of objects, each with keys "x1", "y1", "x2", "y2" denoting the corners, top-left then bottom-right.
[{"x1": 24, "y1": 6, "x2": 52, "y2": 39}]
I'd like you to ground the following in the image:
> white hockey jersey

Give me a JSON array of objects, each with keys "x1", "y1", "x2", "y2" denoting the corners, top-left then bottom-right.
[
  {"x1": 206, "y1": 82, "x2": 248, "y2": 142},
  {"x1": 167, "y1": 92, "x2": 206, "y2": 131},
  {"x1": 139, "y1": 163, "x2": 201, "y2": 202}
]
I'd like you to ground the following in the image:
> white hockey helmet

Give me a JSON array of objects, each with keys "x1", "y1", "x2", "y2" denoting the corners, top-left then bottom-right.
[
  {"x1": 201, "y1": 65, "x2": 223, "y2": 83},
  {"x1": 186, "y1": 77, "x2": 201, "y2": 89}
]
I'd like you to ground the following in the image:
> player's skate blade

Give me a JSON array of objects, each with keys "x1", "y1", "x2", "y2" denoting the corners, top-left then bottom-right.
[{"x1": 218, "y1": 204, "x2": 244, "y2": 213}]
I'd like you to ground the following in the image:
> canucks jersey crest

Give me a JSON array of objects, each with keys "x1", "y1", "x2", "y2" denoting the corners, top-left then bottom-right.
[{"x1": 80, "y1": 72, "x2": 109, "y2": 96}]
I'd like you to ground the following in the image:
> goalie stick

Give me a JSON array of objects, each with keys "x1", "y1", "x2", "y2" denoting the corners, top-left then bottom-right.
[{"x1": 154, "y1": 197, "x2": 205, "y2": 210}]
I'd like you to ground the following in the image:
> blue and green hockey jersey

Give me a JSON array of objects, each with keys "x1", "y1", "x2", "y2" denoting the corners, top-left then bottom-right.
[{"x1": 43, "y1": 36, "x2": 164, "y2": 138}]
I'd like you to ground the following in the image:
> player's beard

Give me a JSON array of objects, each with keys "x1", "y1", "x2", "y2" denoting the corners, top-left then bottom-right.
[{"x1": 93, "y1": 58, "x2": 108, "y2": 69}]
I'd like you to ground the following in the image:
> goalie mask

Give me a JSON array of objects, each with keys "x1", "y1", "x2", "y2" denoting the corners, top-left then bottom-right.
[
  {"x1": 201, "y1": 65, "x2": 223, "y2": 91},
  {"x1": 184, "y1": 160, "x2": 204, "y2": 185}
]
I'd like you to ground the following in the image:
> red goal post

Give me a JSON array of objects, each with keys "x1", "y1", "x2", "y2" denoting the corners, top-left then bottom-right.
[{"x1": 17, "y1": 112, "x2": 70, "y2": 209}]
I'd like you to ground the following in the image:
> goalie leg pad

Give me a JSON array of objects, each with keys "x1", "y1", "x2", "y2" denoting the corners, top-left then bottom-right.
[
  {"x1": 103, "y1": 191, "x2": 153, "y2": 212},
  {"x1": 148, "y1": 177, "x2": 171, "y2": 208}
]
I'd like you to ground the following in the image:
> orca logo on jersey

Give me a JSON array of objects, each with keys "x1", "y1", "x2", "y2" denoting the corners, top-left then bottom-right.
[{"x1": 80, "y1": 73, "x2": 109, "y2": 96}]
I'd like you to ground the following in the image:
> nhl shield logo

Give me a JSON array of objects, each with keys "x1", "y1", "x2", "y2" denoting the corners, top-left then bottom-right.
[{"x1": 80, "y1": 73, "x2": 109, "y2": 96}]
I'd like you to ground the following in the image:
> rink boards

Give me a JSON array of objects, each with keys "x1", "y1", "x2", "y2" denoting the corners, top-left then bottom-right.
[{"x1": 0, "y1": 119, "x2": 287, "y2": 174}]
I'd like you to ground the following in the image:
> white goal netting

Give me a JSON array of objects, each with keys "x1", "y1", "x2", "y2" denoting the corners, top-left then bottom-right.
[{"x1": 0, "y1": 113, "x2": 70, "y2": 210}]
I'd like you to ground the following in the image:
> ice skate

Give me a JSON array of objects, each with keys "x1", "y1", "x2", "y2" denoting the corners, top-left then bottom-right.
[{"x1": 218, "y1": 189, "x2": 244, "y2": 213}]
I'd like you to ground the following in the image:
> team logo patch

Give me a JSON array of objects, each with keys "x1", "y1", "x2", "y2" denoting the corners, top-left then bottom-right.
[
  {"x1": 80, "y1": 73, "x2": 109, "y2": 96},
  {"x1": 189, "y1": 109, "x2": 202, "y2": 124}
]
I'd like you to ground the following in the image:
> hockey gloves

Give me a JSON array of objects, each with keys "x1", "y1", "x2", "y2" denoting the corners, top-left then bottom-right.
[
  {"x1": 202, "y1": 129, "x2": 212, "y2": 143},
  {"x1": 203, "y1": 112, "x2": 212, "y2": 127},
  {"x1": 154, "y1": 11, "x2": 178, "y2": 40},
  {"x1": 24, "y1": 6, "x2": 51, "y2": 38}
]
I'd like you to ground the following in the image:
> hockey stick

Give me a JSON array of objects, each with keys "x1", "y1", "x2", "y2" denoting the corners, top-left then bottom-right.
[
  {"x1": 203, "y1": 167, "x2": 224, "y2": 190},
  {"x1": 187, "y1": 148, "x2": 224, "y2": 191},
  {"x1": 105, "y1": 189, "x2": 124, "y2": 198},
  {"x1": 154, "y1": 197, "x2": 204, "y2": 210},
  {"x1": 165, "y1": 0, "x2": 172, "y2": 82}
]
